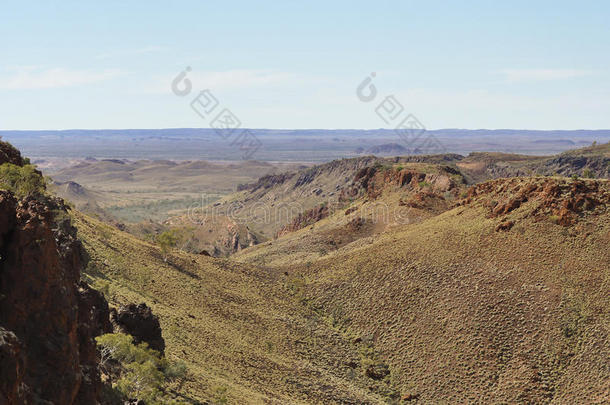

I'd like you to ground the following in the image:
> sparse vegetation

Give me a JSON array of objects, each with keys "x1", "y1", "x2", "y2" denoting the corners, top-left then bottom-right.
[
  {"x1": 106, "y1": 196, "x2": 217, "y2": 224},
  {"x1": 0, "y1": 163, "x2": 47, "y2": 198},
  {"x1": 212, "y1": 386, "x2": 229, "y2": 404},
  {"x1": 96, "y1": 333, "x2": 187, "y2": 404},
  {"x1": 65, "y1": 147, "x2": 610, "y2": 403},
  {"x1": 76, "y1": 211, "x2": 398, "y2": 403}
]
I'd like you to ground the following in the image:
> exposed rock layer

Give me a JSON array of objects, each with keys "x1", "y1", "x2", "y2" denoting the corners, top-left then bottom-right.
[{"x1": 0, "y1": 190, "x2": 111, "y2": 404}]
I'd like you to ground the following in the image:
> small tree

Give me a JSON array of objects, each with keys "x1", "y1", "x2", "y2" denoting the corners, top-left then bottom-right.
[
  {"x1": 116, "y1": 360, "x2": 164, "y2": 402},
  {"x1": 582, "y1": 168, "x2": 594, "y2": 178},
  {"x1": 156, "y1": 230, "x2": 179, "y2": 262},
  {"x1": 96, "y1": 333, "x2": 188, "y2": 404}
]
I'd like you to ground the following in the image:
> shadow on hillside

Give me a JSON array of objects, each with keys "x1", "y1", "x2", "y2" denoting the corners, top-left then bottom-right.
[
  {"x1": 167, "y1": 258, "x2": 201, "y2": 280},
  {"x1": 169, "y1": 390, "x2": 205, "y2": 405}
]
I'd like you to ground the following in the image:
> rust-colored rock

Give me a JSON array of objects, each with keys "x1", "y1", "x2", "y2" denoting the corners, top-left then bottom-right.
[
  {"x1": 0, "y1": 192, "x2": 111, "y2": 404},
  {"x1": 351, "y1": 166, "x2": 459, "y2": 201},
  {"x1": 402, "y1": 392, "x2": 420, "y2": 401},
  {"x1": 495, "y1": 220, "x2": 514, "y2": 232},
  {"x1": 277, "y1": 204, "x2": 330, "y2": 237},
  {"x1": 466, "y1": 177, "x2": 609, "y2": 227}
]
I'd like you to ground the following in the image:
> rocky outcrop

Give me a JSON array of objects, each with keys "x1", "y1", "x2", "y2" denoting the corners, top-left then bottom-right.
[
  {"x1": 537, "y1": 155, "x2": 610, "y2": 178},
  {"x1": 110, "y1": 303, "x2": 165, "y2": 354},
  {"x1": 0, "y1": 327, "x2": 24, "y2": 404},
  {"x1": 77, "y1": 281, "x2": 113, "y2": 403},
  {"x1": 0, "y1": 192, "x2": 112, "y2": 404},
  {"x1": 458, "y1": 144, "x2": 610, "y2": 182},
  {"x1": 277, "y1": 204, "x2": 330, "y2": 237},
  {"x1": 221, "y1": 223, "x2": 258, "y2": 254},
  {"x1": 239, "y1": 172, "x2": 295, "y2": 192},
  {"x1": 344, "y1": 166, "x2": 461, "y2": 201},
  {"x1": 464, "y1": 177, "x2": 609, "y2": 227}
]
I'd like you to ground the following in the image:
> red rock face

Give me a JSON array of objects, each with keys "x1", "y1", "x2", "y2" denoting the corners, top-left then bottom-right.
[
  {"x1": 0, "y1": 192, "x2": 111, "y2": 404},
  {"x1": 464, "y1": 177, "x2": 609, "y2": 227},
  {"x1": 346, "y1": 166, "x2": 458, "y2": 202},
  {"x1": 276, "y1": 204, "x2": 330, "y2": 237}
]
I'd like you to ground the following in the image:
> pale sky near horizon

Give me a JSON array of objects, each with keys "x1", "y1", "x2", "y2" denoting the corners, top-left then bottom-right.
[{"x1": 1, "y1": 1, "x2": 609, "y2": 130}]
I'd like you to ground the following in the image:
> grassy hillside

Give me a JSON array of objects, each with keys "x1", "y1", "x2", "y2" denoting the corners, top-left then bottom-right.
[
  {"x1": 74, "y1": 212, "x2": 400, "y2": 404},
  {"x1": 280, "y1": 177, "x2": 610, "y2": 403},
  {"x1": 235, "y1": 162, "x2": 468, "y2": 266},
  {"x1": 167, "y1": 145, "x2": 609, "y2": 259},
  {"x1": 458, "y1": 141, "x2": 610, "y2": 182},
  {"x1": 168, "y1": 156, "x2": 466, "y2": 256},
  {"x1": 64, "y1": 142, "x2": 610, "y2": 403},
  {"x1": 76, "y1": 175, "x2": 610, "y2": 403}
]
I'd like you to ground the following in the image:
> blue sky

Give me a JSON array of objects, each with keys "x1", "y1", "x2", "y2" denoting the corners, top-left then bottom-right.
[{"x1": 1, "y1": 0, "x2": 609, "y2": 130}]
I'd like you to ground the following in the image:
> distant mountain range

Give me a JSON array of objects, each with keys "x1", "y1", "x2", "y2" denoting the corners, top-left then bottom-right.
[{"x1": 2, "y1": 128, "x2": 609, "y2": 162}]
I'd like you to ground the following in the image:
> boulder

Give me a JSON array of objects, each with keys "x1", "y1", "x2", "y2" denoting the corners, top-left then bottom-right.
[{"x1": 111, "y1": 303, "x2": 165, "y2": 354}]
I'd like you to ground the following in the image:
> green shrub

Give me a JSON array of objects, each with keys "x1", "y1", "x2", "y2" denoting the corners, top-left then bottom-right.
[
  {"x1": 115, "y1": 360, "x2": 164, "y2": 402},
  {"x1": 96, "y1": 333, "x2": 188, "y2": 404},
  {"x1": 0, "y1": 163, "x2": 46, "y2": 198},
  {"x1": 156, "y1": 230, "x2": 179, "y2": 261},
  {"x1": 582, "y1": 169, "x2": 594, "y2": 178},
  {"x1": 163, "y1": 359, "x2": 188, "y2": 385}
]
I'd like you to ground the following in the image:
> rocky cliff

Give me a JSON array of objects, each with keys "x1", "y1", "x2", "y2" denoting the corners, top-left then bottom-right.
[{"x1": 0, "y1": 142, "x2": 112, "y2": 404}]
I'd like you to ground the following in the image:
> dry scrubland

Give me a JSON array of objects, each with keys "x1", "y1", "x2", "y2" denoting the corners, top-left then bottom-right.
[
  {"x1": 75, "y1": 212, "x2": 402, "y2": 403},
  {"x1": 50, "y1": 159, "x2": 306, "y2": 224},
  {"x1": 52, "y1": 142, "x2": 610, "y2": 403},
  {"x1": 76, "y1": 177, "x2": 610, "y2": 403},
  {"x1": 153, "y1": 143, "x2": 610, "y2": 258},
  {"x1": 298, "y1": 177, "x2": 610, "y2": 402}
]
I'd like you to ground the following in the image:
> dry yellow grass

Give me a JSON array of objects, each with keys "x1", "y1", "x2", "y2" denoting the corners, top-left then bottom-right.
[
  {"x1": 75, "y1": 175, "x2": 610, "y2": 403},
  {"x1": 74, "y1": 211, "x2": 399, "y2": 404},
  {"x1": 287, "y1": 177, "x2": 610, "y2": 403}
]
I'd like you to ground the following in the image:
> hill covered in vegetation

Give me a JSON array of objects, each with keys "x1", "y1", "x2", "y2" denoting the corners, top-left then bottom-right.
[
  {"x1": 1, "y1": 140, "x2": 608, "y2": 403},
  {"x1": 77, "y1": 145, "x2": 609, "y2": 402}
]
